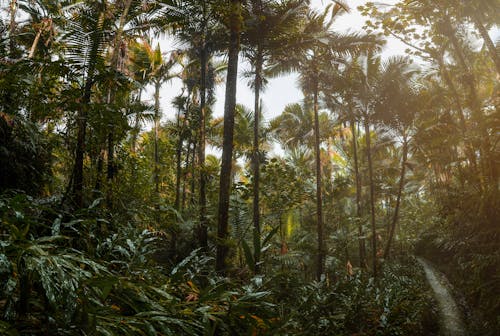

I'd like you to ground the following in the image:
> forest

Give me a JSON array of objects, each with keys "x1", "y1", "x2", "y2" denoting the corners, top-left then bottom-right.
[{"x1": 0, "y1": 0, "x2": 498, "y2": 335}]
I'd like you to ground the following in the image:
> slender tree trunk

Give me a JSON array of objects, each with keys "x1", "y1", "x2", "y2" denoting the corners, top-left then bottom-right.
[
  {"x1": 190, "y1": 141, "x2": 197, "y2": 206},
  {"x1": 383, "y1": 136, "x2": 408, "y2": 259},
  {"x1": 442, "y1": 16, "x2": 494, "y2": 191},
  {"x1": 153, "y1": 80, "x2": 161, "y2": 207},
  {"x1": 252, "y1": 47, "x2": 263, "y2": 273},
  {"x1": 198, "y1": 44, "x2": 208, "y2": 248},
  {"x1": 440, "y1": 17, "x2": 480, "y2": 109},
  {"x1": 72, "y1": 11, "x2": 105, "y2": 208},
  {"x1": 436, "y1": 55, "x2": 479, "y2": 176},
  {"x1": 182, "y1": 141, "x2": 192, "y2": 211},
  {"x1": 172, "y1": 105, "x2": 184, "y2": 253},
  {"x1": 28, "y1": 29, "x2": 42, "y2": 59},
  {"x1": 175, "y1": 102, "x2": 186, "y2": 212},
  {"x1": 73, "y1": 102, "x2": 88, "y2": 208},
  {"x1": 104, "y1": 91, "x2": 117, "y2": 207},
  {"x1": 9, "y1": 0, "x2": 17, "y2": 56},
  {"x1": 216, "y1": 0, "x2": 241, "y2": 275},
  {"x1": 313, "y1": 83, "x2": 325, "y2": 280},
  {"x1": 471, "y1": 13, "x2": 500, "y2": 75},
  {"x1": 106, "y1": 119, "x2": 115, "y2": 207},
  {"x1": 130, "y1": 89, "x2": 143, "y2": 154},
  {"x1": 94, "y1": 148, "x2": 104, "y2": 192},
  {"x1": 364, "y1": 117, "x2": 377, "y2": 277},
  {"x1": 180, "y1": 92, "x2": 193, "y2": 211},
  {"x1": 351, "y1": 116, "x2": 366, "y2": 268},
  {"x1": 105, "y1": 0, "x2": 133, "y2": 207}
]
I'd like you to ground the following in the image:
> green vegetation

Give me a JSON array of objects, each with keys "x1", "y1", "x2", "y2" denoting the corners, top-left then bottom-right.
[{"x1": 1, "y1": 0, "x2": 498, "y2": 335}]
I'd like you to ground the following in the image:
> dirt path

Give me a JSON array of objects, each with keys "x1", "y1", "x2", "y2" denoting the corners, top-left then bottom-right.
[{"x1": 417, "y1": 257, "x2": 466, "y2": 336}]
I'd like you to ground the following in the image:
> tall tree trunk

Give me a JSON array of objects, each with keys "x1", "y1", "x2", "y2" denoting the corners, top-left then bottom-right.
[
  {"x1": 471, "y1": 13, "x2": 500, "y2": 75},
  {"x1": 350, "y1": 116, "x2": 366, "y2": 268},
  {"x1": 313, "y1": 82, "x2": 325, "y2": 280},
  {"x1": 182, "y1": 140, "x2": 193, "y2": 211},
  {"x1": 364, "y1": 117, "x2": 377, "y2": 277},
  {"x1": 172, "y1": 103, "x2": 185, "y2": 254},
  {"x1": 9, "y1": 0, "x2": 17, "y2": 56},
  {"x1": 216, "y1": 0, "x2": 241, "y2": 275},
  {"x1": 94, "y1": 148, "x2": 104, "y2": 192},
  {"x1": 175, "y1": 100, "x2": 186, "y2": 212},
  {"x1": 441, "y1": 16, "x2": 495, "y2": 192},
  {"x1": 106, "y1": 87, "x2": 115, "y2": 209},
  {"x1": 28, "y1": 29, "x2": 42, "y2": 59},
  {"x1": 153, "y1": 80, "x2": 161, "y2": 209},
  {"x1": 441, "y1": 17, "x2": 481, "y2": 113},
  {"x1": 180, "y1": 92, "x2": 193, "y2": 211},
  {"x1": 252, "y1": 46, "x2": 263, "y2": 273},
  {"x1": 198, "y1": 44, "x2": 208, "y2": 248},
  {"x1": 105, "y1": 0, "x2": 133, "y2": 207},
  {"x1": 383, "y1": 136, "x2": 408, "y2": 259},
  {"x1": 436, "y1": 56, "x2": 479, "y2": 177},
  {"x1": 130, "y1": 89, "x2": 143, "y2": 154},
  {"x1": 72, "y1": 10, "x2": 105, "y2": 208},
  {"x1": 107, "y1": 128, "x2": 115, "y2": 183},
  {"x1": 190, "y1": 141, "x2": 197, "y2": 206}
]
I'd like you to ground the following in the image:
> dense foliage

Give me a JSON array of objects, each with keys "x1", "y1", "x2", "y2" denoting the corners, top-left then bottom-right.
[{"x1": 0, "y1": 0, "x2": 498, "y2": 335}]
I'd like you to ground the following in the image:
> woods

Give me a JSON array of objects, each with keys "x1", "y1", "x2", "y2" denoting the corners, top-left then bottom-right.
[{"x1": 0, "y1": 0, "x2": 498, "y2": 335}]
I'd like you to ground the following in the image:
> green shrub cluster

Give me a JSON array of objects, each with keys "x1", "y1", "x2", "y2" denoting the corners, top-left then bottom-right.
[
  {"x1": 267, "y1": 257, "x2": 438, "y2": 335},
  {"x1": 0, "y1": 194, "x2": 275, "y2": 335}
]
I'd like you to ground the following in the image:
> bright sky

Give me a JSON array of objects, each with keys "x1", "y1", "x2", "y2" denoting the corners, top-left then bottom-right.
[{"x1": 157, "y1": 0, "x2": 405, "y2": 124}]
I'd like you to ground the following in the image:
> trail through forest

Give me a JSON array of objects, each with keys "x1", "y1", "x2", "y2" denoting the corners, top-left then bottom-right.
[{"x1": 417, "y1": 257, "x2": 467, "y2": 336}]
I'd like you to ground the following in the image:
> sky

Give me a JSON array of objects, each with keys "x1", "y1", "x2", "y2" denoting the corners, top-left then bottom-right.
[{"x1": 155, "y1": 0, "x2": 405, "y2": 124}]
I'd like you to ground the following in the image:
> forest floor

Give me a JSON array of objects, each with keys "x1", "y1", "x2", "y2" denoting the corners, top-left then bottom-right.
[{"x1": 417, "y1": 257, "x2": 467, "y2": 336}]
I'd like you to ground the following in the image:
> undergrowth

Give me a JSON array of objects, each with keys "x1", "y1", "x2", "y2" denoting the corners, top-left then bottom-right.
[
  {"x1": 416, "y1": 218, "x2": 500, "y2": 336},
  {"x1": 1, "y1": 193, "x2": 438, "y2": 335}
]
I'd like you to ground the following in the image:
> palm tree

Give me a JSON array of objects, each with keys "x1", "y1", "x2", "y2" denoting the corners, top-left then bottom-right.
[
  {"x1": 146, "y1": 43, "x2": 178, "y2": 206},
  {"x1": 288, "y1": 4, "x2": 378, "y2": 279},
  {"x1": 66, "y1": 0, "x2": 164, "y2": 207},
  {"x1": 322, "y1": 62, "x2": 368, "y2": 268},
  {"x1": 346, "y1": 53, "x2": 417, "y2": 274},
  {"x1": 173, "y1": 0, "x2": 224, "y2": 248},
  {"x1": 369, "y1": 57, "x2": 421, "y2": 258},
  {"x1": 462, "y1": 0, "x2": 500, "y2": 74},
  {"x1": 216, "y1": 0, "x2": 243, "y2": 274},
  {"x1": 127, "y1": 39, "x2": 156, "y2": 154},
  {"x1": 66, "y1": 0, "x2": 108, "y2": 208},
  {"x1": 270, "y1": 103, "x2": 314, "y2": 149},
  {"x1": 104, "y1": 0, "x2": 134, "y2": 192},
  {"x1": 211, "y1": 104, "x2": 271, "y2": 160},
  {"x1": 241, "y1": 0, "x2": 308, "y2": 273}
]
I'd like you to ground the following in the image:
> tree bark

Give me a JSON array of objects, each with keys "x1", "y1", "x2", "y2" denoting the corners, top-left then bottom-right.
[
  {"x1": 441, "y1": 16, "x2": 495, "y2": 191},
  {"x1": 198, "y1": 43, "x2": 208, "y2": 248},
  {"x1": 105, "y1": 0, "x2": 133, "y2": 207},
  {"x1": 436, "y1": 55, "x2": 479, "y2": 176},
  {"x1": 252, "y1": 46, "x2": 263, "y2": 273},
  {"x1": 472, "y1": 13, "x2": 500, "y2": 75},
  {"x1": 383, "y1": 136, "x2": 408, "y2": 259},
  {"x1": 364, "y1": 117, "x2": 377, "y2": 277},
  {"x1": 350, "y1": 116, "x2": 366, "y2": 268},
  {"x1": 28, "y1": 29, "x2": 42, "y2": 59},
  {"x1": 182, "y1": 140, "x2": 193, "y2": 211},
  {"x1": 313, "y1": 82, "x2": 325, "y2": 281},
  {"x1": 72, "y1": 10, "x2": 105, "y2": 208},
  {"x1": 130, "y1": 89, "x2": 143, "y2": 154},
  {"x1": 9, "y1": 0, "x2": 17, "y2": 57},
  {"x1": 216, "y1": 0, "x2": 241, "y2": 275},
  {"x1": 153, "y1": 79, "x2": 161, "y2": 205},
  {"x1": 174, "y1": 102, "x2": 185, "y2": 212}
]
